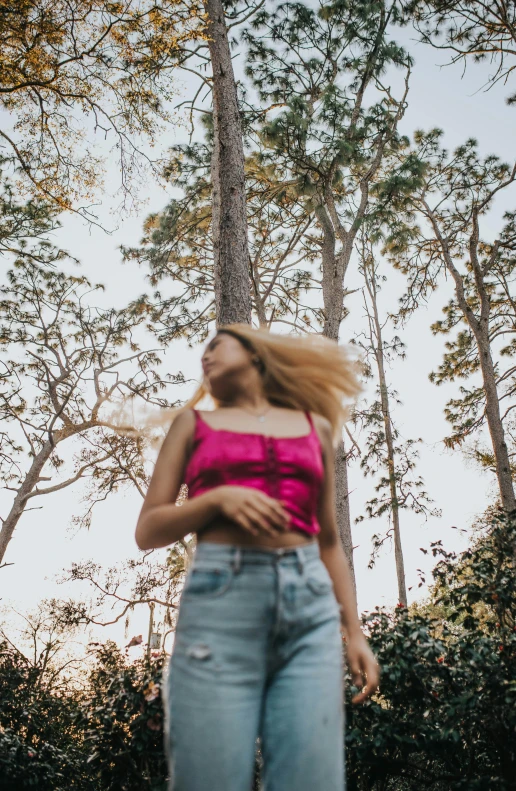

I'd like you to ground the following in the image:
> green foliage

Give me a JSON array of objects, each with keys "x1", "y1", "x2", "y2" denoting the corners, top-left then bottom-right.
[
  {"x1": 0, "y1": 639, "x2": 86, "y2": 790},
  {"x1": 73, "y1": 642, "x2": 168, "y2": 791},
  {"x1": 403, "y1": 0, "x2": 516, "y2": 104},
  {"x1": 0, "y1": 158, "x2": 72, "y2": 268},
  {"x1": 243, "y1": 0, "x2": 411, "y2": 216},
  {"x1": 2, "y1": 511, "x2": 515, "y2": 789},
  {"x1": 0, "y1": 637, "x2": 168, "y2": 790},
  {"x1": 382, "y1": 129, "x2": 516, "y2": 485},
  {"x1": 346, "y1": 508, "x2": 516, "y2": 790},
  {"x1": 122, "y1": 139, "x2": 321, "y2": 341}
]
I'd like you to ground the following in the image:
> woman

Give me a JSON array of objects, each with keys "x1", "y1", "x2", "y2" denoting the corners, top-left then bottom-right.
[{"x1": 135, "y1": 324, "x2": 379, "y2": 791}]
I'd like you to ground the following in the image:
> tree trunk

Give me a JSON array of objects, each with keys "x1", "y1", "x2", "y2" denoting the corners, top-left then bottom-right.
[
  {"x1": 205, "y1": 0, "x2": 251, "y2": 326},
  {"x1": 0, "y1": 440, "x2": 54, "y2": 565},
  {"x1": 475, "y1": 329, "x2": 516, "y2": 511},
  {"x1": 366, "y1": 267, "x2": 408, "y2": 606},
  {"x1": 335, "y1": 437, "x2": 356, "y2": 593},
  {"x1": 427, "y1": 206, "x2": 516, "y2": 512},
  {"x1": 315, "y1": 203, "x2": 356, "y2": 588},
  {"x1": 377, "y1": 364, "x2": 408, "y2": 606}
]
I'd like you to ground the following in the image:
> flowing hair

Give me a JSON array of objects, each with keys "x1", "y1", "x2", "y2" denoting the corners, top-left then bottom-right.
[{"x1": 167, "y1": 324, "x2": 362, "y2": 446}]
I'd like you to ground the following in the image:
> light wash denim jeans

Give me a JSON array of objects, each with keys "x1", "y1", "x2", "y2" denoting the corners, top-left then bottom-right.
[{"x1": 163, "y1": 540, "x2": 345, "y2": 791}]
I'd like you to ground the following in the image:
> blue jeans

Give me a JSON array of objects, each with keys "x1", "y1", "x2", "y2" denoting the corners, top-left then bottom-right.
[{"x1": 163, "y1": 540, "x2": 345, "y2": 791}]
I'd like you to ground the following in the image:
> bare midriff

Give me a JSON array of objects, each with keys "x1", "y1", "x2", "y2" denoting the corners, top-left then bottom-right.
[{"x1": 196, "y1": 515, "x2": 317, "y2": 549}]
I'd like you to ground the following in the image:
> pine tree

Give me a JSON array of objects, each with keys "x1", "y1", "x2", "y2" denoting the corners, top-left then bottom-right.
[
  {"x1": 403, "y1": 0, "x2": 516, "y2": 103},
  {"x1": 353, "y1": 236, "x2": 439, "y2": 605},
  {"x1": 382, "y1": 130, "x2": 516, "y2": 511},
  {"x1": 0, "y1": 262, "x2": 181, "y2": 566},
  {"x1": 242, "y1": 0, "x2": 412, "y2": 579},
  {"x1": 203, "y1": 0, "x2": 252, "y2": 324},
  {"x1": 122, "y1": 135, "x2": 321, "y2": 342}
]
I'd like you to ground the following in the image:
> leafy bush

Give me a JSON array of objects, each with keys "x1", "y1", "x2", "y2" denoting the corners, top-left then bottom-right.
[
  {"x1": 0, "y1": 640, "x2": 86, "y2": 790},
  {"x1": 2, "y1": 510, "x2": 514, "y2": 790},
  {"x1": 72, "y1": 642, "x2": 168, "y2": 791},
  {"x1": 346, "y1": 509, "x2": 516, "y2": 790},
  {"x1": 0, "y1": 638, "x2": 166, "y2": 790}
]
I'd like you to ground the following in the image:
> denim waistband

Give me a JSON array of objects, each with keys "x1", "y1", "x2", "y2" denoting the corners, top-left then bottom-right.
[{"x1": 194, "y1": 540, "x2": 321, "y2": 573}]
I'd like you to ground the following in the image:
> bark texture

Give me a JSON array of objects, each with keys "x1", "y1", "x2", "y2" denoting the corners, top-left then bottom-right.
[
  {"x1": 0, "y1": 440, "x2": 54, "y2": 564},
  {"x1": 316, "y1": 202, "x2": 356, "y2": 586},
  {"x1": 334, "y1": 438, "x2": 356, "y2": 594},
  {"x1": 205, "y1": 0, "x2": 251, "y2": 326},
  {"x1": 478, "y1": 339, "x2": 516, "y2": 511}
]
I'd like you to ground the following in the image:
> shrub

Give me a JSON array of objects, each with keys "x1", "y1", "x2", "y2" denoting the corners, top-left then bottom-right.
[
  {"x1": 0, "y1": 640, "x2": 86, "y2": 790},
  {"x1": 346, "y1": 509, "x2": 516, "y2": 790}
]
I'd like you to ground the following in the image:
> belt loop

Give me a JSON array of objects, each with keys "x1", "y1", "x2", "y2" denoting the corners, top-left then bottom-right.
[
  {"x1": 295, "y1": 546, "x2": 305, "y2": 575},
  {"x1": 232, "y1": 546, "x2": 242, "y2": 575}
]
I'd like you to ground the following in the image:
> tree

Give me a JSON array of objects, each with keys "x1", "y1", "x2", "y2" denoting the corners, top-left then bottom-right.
[
  {"x1": 353, "y1": 238, "x2": 439, "y2": 605},
  {"x1": 243, "y1": 0, "x2": 412, "y2": 581},
  {"x1": 0, "y1": 158, "x2": 72, "y2": 269},
  {"x1": 203, "y1": 0, "x2": 252, "y2": 325},
  {"x1": 404, "y1": 0, "x2": 516, "y2": 104},
  {"x1": 51, "y1": 539, "x2": 193, "y2": 657},
  {"x1": 74, "y1": 642, "x2": 168, "y2": 791},
  {"x1": 382, "y1": 131, "x2": 516, "y2": 511},
  {"x1": 0, "y1": 0, "x2": 202, "y2": 215},
  {"x1": 0, "y1": 621, "x2": 168, "y2": 790},
  {"x1": 0, "y1": 261, "x2": 183, "y2": 566},
  {"x1": 122, "y1": 135, "x2": 319, "y2": 342}
]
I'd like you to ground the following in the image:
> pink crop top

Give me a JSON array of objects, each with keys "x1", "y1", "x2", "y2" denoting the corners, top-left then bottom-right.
[{"x1": 182, "y1": 409, "x2": 325, "y2": 536}]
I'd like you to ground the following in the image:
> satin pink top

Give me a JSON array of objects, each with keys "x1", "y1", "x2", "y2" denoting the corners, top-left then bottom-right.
[{"x1": 182, "y1": 409, "x2": 325, "y2": 536}]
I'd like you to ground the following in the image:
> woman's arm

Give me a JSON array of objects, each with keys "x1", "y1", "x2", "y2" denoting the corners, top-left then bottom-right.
[
  {"x1": 135, "y1": 410, "x2": 221, "y2": 550},
  {"x1": 313, "y1": 413, "x2": 380, "y2": 704}
]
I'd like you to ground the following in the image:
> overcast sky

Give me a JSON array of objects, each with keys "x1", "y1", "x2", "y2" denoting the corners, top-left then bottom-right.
[{"x1": 1, "y1": 22, "x2": 515, "y2": 657}]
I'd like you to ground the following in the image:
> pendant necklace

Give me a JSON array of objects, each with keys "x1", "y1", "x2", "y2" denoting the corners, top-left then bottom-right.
[{"x1": 239, "y1": 404, "x2": 272, "y2": 423}]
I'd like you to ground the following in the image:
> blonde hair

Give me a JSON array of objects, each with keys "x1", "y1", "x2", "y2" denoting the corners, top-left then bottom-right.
[{"x1": 170, "y1": 324, "x2": 362, "y2": 445}]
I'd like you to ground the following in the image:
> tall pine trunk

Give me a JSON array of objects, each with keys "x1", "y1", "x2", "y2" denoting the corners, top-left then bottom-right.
[
  {"x1": 334, "y1": 440, "x2": 356, "y2": 591},
  {"x1": 316, "y1": 204, "x2": 356, "y2": 591},
  {"x1": 474, "y1": 326, "x2": 515, "y2": 511},
  {"x1": 366, "y1": 268, "x2": 408, "y2": 605},
  {"x1": 378, "y1": 375, "x2": 408, "y2": 605},
  {"x1": 431, "y1": 207, "x2": 516, "y2": 512},
  {"x1": 205, "y1": 0, "x2": 251, "y2": 326}
]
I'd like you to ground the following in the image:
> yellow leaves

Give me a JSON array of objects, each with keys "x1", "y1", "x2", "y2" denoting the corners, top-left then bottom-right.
[
  {"x1": 143, "y1": 214, "x2": 162, "y2": 232},
  {"x1": 0, "y1": 0, "x2": 203, "y2": 211}
]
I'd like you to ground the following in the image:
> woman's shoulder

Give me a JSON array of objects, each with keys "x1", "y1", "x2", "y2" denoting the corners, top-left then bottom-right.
[
  {"x1": 170, "y1": 407, "x2": 197, "y2": 428},
  {"x1": 162, "y1": 408, "x2": 197, "y2": 446},
  {"x1": 275, "y1": 407, "x2": 331, "y2": 436},
  {"x1": 309, "y1": 411, "x2": 332, "y2": 433},
  {"x1": 308, "y1": 412, "x2": 333, "y2": 454}
]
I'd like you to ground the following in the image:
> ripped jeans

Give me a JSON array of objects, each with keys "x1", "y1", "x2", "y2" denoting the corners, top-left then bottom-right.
[{"x1": 163, "y1": 540, "x2": 345, "y2": 791}]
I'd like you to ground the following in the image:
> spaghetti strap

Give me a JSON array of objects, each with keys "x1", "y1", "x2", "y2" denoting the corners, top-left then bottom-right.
[
  {"x1": 192, "y1": 409, "x2": 214, "y2": 434},
  {"x1": 305, "y1": 409, "x2": 315, "y2": 434},
  {"x1": 191, "y1": 408, "x2": 203, "y2": 430}
]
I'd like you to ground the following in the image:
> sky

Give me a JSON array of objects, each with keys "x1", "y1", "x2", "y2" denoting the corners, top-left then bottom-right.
[{"x1": 1, "y1": 20, "x2": 515, "y2": 660}]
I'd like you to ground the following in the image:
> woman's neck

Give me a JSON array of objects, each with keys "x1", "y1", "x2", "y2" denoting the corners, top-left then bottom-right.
[{"x1": 219, "y1": 395, "x2": 271, "y2": 411}]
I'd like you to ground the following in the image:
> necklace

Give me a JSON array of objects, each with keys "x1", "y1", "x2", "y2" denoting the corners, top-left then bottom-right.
[{"x1": 238, "y1": 404, "x2": 272, "y2": 423}]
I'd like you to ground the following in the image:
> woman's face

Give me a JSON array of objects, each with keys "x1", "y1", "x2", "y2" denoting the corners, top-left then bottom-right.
[{"x1": 201, "y1": 332, "x2": 256, "y2": 398}]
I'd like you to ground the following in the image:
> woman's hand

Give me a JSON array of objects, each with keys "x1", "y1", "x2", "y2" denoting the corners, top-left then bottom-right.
[
  {"x1": 345, "y1": 631, "x2": 380, "y2": 704},
  {"x1": 211, "y1": 485, "x2": 291, "y2": 537}
]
